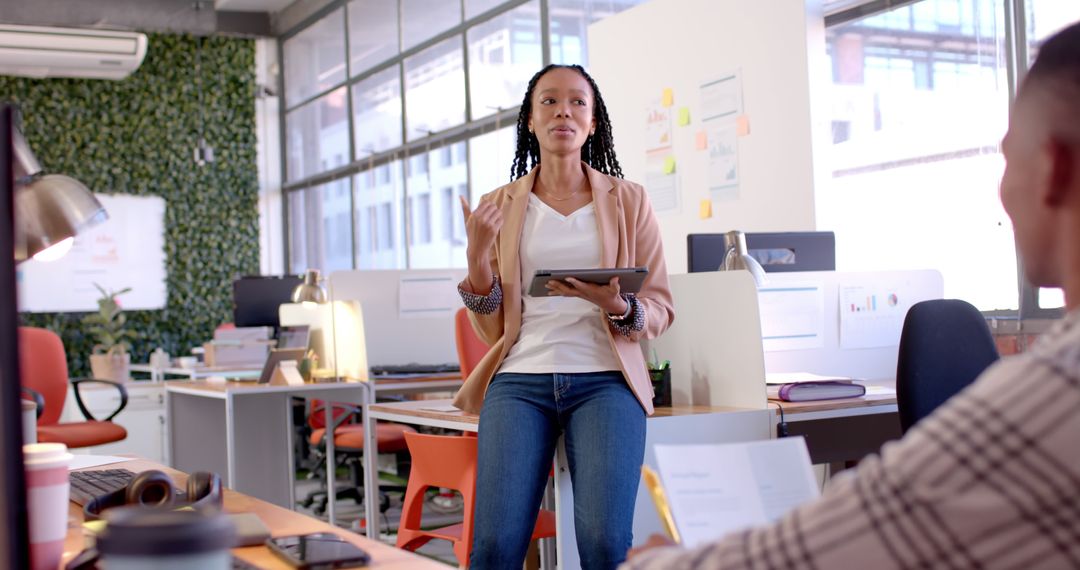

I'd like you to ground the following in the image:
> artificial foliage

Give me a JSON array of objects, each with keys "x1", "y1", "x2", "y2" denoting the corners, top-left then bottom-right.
[{"x1": 1, "y1": 33, "x2": 260, "y2": 376}]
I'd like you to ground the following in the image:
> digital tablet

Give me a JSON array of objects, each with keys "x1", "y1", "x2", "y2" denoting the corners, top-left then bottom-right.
[{"x1": 528, "y1": 267, "x2": 649, "y2": 297}]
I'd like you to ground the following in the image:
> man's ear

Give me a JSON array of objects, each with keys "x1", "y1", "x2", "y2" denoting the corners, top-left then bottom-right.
[{"x1": 1043, "y1": 136, "x2": 1076, "y2": 207}]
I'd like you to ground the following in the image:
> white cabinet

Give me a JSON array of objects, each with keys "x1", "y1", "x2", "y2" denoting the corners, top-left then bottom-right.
[{"x1": 60, "y1": 382, "x2": 167, "y2": 463}]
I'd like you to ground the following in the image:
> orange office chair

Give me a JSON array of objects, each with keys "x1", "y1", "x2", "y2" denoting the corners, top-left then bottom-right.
[
  {"x1": 397, "y1": 432, "x2": 556, "y2": 567},
  {"x1": 300, "y1": 399, "x2": 416, "y2": 517},
  {"x1": 18, "y1": 327, "x2": 128, "y2": 448},
  {"x1": 455, "y1": 307, "x2": 490, "y2": 379}
]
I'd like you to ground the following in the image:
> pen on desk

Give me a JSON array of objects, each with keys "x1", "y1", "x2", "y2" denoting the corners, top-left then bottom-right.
[{"x1": 640, "y1": 465, "x2": 681, "y2": 544}]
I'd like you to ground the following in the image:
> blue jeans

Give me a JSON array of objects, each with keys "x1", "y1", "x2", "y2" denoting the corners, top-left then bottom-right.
[{"x1": 469, "y1": 371, "x2": 646, "y2": 570}]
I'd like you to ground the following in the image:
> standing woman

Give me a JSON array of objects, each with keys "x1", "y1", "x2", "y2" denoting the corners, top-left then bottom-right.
[{"x1": 455, "y1": 64, "x2": 674, "y2": 569}]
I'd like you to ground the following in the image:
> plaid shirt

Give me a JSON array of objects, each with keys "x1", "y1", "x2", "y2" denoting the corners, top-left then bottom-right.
[{"x1": 623, "y1": 309, "x2": 1080, "y2": 570}]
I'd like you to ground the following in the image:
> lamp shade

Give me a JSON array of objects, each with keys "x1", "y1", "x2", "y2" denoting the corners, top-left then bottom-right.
[
  {"x1": 291, "y1": 269, "x2": 327, "y2": 304},
  {"x1": 14, "y1": 174, "x2": 107, "y2": 262}
]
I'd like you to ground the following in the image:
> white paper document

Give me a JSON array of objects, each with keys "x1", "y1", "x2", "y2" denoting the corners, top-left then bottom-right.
[
  {"x1": 757, "y1": 283, "x2": 826, "y2": 352},
  {"x1": 837, "y1": 274, "x2": 940, "y2": 349},
  {"x1": 68, "y1": 455, "x2": 132, "y2": 471},
  {"x1": 398, "y1": 275, "x2": 459, "y2": 319},
  {"x1": 653, "y1": 438, "x2": 819, "y2": 547},
  {"x1": 765, "y1": 372, "x2": 855, "y2": 384}
]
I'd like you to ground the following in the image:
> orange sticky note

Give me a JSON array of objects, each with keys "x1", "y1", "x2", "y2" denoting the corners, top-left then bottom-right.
[
  {"x1": 663, "y1": 156, "x2": 676, "y2": 174},
  {"x1": 677, "y1": 107, "x2": 690, "y2": 126},
  {"x1": 699, "y1": 199, "x2": 712, "y2": 219},
  {"x1": 736, "y1": 114, "x2": 750, "y2": 136},
  {"x1": 695, "y1": 130, "x2": 707, "y2": 150},
  {"x1": 661, "y1": 88, "x2": 674, "y2": 107}
]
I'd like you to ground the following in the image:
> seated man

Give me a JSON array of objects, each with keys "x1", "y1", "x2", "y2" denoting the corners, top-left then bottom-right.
[{"x1": 623, "y1": 21, "x2": 1080, "y2": 570}]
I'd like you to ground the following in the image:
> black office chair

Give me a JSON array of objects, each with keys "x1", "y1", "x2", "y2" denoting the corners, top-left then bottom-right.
[{"x1": 896, "y1": 299, "x2": 1000, "y2": 433}]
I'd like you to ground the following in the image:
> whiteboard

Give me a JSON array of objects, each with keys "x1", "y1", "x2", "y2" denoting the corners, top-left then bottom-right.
[{"x1": 16, "y1": 194, "x2": 167, "y2": 313}]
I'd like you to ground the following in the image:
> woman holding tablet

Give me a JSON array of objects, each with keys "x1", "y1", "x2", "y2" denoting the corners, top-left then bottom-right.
[{"x1": 455, "y1": 64, "x2": 674, "y2": 569}]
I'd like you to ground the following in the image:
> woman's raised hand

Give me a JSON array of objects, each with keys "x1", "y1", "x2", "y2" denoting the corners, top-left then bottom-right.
[
  {"x1": 460, "y1": 195, "x2": 503, "y2": 295},
  {"x1": 460, "y1": 195, "x2": 503, "y2": 259}
]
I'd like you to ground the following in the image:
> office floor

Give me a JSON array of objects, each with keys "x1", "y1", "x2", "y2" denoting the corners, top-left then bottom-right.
[{"x1": 293, "y1": 473, "x2": 460, "y2": 566}]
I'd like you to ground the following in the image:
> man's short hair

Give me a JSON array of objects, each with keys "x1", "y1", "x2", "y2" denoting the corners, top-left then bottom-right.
[{"x1": 1026, "y1": 21, "x2": 1080, "y2": 96}]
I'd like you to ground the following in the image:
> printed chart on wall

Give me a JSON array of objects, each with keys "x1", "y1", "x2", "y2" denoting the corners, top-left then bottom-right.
[
  {"x1": 16, "y1": 194, "x2": 167, "y2": 313},
  {"x1": 644, "y1": 96, "x2": 679, "y2": 214},
  {"x1": 838, "y1": 274, "x2": 939, "y2": 349},
  {"x1": 757, "y1": 282, "x2": 826, "y2": 352},
  {"x1": 700, "y1": 71, "x2": 742, "y2": 202}
]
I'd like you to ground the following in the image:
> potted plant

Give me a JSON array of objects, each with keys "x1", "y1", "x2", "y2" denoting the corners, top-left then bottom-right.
[{"x1": 82, "y1": 284, "x2": 135, "y2": 382}]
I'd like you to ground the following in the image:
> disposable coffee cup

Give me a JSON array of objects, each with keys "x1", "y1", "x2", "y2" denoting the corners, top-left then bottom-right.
[
  {"x1": 23, "y1": 442, "x2": 73, "y2": 570},
  {"x1": 22, "y1": 399, "x2": 37, "y2": 444},
  {"x1": 97, "y1": 506, "x2": 235, "y2": 570}
]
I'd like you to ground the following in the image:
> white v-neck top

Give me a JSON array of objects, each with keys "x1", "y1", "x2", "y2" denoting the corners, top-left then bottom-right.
[{"x1": 498, "y1": 193, "x2": 621, "y2": 374}]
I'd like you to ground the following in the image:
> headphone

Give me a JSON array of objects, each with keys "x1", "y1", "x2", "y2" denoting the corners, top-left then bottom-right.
[{"x1": 83, "y1": 470, "x2": 223, "y2": 521}]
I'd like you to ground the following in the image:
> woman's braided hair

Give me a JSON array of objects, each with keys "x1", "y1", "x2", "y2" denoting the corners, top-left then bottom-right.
[{"x1": 509, "y1": 64, "x2": 623, "y2": 181}]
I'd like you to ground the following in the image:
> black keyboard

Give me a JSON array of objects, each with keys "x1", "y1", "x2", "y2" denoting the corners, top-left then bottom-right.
[
  {"x1": 69, "y1": 469, "x2": 136, "y2": 506},
  {"x1": 369, "y1": 362, "x2": 460, "y2": 375}
]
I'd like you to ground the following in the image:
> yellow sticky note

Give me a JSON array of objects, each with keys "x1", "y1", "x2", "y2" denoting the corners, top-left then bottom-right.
[
  {"x1": 699, "y1": 199, "x2": 712, "y2": 219},
  {"x1": 677, "y1": 107, "x2": 691, "y2": 126},
  {"x1": 661, "y1": 88, "x2": 674, "y2": 107},
  {"x1": 663, "y1": 156, "x2": 676, "y2": 174},
  {"x1": 695, "y1": 130, "x2": 707, "y2": 150},
  {"x1": 736, "y1": 114, "x2": 750, "y2": 136}
]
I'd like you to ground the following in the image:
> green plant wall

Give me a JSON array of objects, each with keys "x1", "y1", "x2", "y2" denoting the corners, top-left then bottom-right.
[{"x1": 1, "y1": 33, "x2": 260, "y2": 376}]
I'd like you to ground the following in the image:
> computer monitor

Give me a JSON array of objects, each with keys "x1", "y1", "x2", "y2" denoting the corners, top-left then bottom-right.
[
  {"x1": 232, "y1": 275, "x2": 303, "y2": 330},
  {"x1": 687, "y1": 232, "x2": 836, "y2": 273}
]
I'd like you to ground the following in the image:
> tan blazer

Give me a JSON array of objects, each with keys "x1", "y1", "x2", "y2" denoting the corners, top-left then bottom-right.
[{"x1": 452, "y1": 162, "x2": 675, "y2": 415}]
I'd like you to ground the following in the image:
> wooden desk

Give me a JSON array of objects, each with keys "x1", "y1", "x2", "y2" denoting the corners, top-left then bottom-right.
[
  {"x1": 63, "y1": 458, "x2": 444, "y2": 569},
  {"x1": 769, "y1": 388, "x2": 901, "y2": 464},
  {"x1": 365, "y1": 399, "x2": 770, "y2": 569}
]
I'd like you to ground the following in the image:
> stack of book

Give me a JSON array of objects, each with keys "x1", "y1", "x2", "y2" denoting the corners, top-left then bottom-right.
[{"x1": 765, "y1": 372, "x2": 866, "y2": 402}]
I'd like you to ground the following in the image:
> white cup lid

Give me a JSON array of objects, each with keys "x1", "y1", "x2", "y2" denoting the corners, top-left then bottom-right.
[{"x1": 23, "y1": 443, "x2": 72, "y2": 468}]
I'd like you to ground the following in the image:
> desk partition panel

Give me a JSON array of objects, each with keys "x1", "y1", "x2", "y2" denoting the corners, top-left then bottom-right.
[
  {"x1": 328, "y1": 269, "x2": 467, "y2": 369},
  {"x1": 645, "y1": 271, "x2": 768, "y2": 410}
]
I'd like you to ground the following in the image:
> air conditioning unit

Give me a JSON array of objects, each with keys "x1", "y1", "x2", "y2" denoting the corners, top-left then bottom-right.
[{"x1": 0, "y1": 25, "x2": 148, "y2": 81}]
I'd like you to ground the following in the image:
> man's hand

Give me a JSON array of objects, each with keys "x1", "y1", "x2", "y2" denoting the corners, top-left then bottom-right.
[
  {"x1": 545, "y1": 276, "x2": 628, "y2": 315},
  {"x1": 626, "y1": 533, "x2": 677, "y2": 561}
]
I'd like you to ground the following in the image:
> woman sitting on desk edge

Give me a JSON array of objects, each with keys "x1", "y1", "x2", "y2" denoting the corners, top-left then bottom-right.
[{"x1": 454, "y1": 64, "x2": 675, "y2": 569}]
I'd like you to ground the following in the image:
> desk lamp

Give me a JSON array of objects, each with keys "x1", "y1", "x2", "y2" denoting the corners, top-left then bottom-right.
[
  {"x1": 720, "y1": 230, "x2": 768, "y2": 287},
  {"x1": 291, "y1": 269, "x2": 327, "y2": 305},
  {"x1": 13, "y1": 124, "x2": 107, "y2": 262}
]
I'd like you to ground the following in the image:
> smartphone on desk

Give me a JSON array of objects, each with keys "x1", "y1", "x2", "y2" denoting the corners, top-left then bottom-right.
[{"x1": 266, "y1": 532, "x2": 371, "y2": 569}]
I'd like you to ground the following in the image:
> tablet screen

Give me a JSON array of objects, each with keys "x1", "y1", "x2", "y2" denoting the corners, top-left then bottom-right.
[{"x1": 527, "y1": 267, "x2": 648, "y2": 297}]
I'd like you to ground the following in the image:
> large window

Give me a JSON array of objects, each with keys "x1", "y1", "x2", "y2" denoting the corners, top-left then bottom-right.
[
  {"x1": 353, "y1": 160, "x2": 405, "y2": 269},
  {"x1": 280, "y1": 0, "x2": 646, "y2": 272},
  {"x1": 287, "y1": 179, "x2": 353, "y2": 274},
  {"x1": 821, "y1": 0, "x2": 1012, "y2": 311},
  {"x1": 819, "y1": 0, "x2": 1077, "y2": 315}
]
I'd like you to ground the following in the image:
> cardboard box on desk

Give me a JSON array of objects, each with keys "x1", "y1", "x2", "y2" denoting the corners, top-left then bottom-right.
[{"x1": 203, "y1": 340, "x2": 272, "y2": 367}]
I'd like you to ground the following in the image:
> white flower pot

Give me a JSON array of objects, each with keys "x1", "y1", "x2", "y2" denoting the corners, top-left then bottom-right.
[{"x1": 89, "y1": 353, "x2": 131, "y2": 382}]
